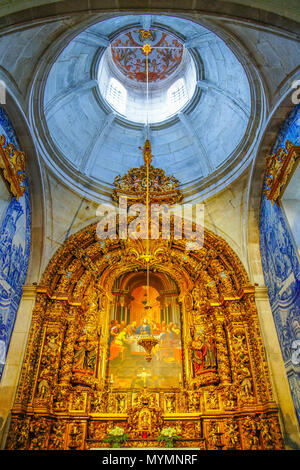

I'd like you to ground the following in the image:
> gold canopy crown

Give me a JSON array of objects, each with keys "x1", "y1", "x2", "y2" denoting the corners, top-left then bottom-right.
[{"x1": 112, "y1": 139, "x2": 183, "y2": 206}]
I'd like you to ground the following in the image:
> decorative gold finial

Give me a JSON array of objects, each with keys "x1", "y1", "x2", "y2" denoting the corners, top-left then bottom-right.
[
  {"x1": 143, "y1": 139, "x2": 152, "y2": 166},
  {"x1": 139, "y1": 29, "x2": 154, "y2": 41},
  {"x1": 142, "y1": 43, "x2": 152, "y2": 56},
  {"x1": 112, "y1": 136, "x2": 183, "y2": 206}
]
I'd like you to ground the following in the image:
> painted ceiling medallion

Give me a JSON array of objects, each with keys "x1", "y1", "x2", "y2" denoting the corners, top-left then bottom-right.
[{"x1": 110, "y1": 29, "x2": 184, "y2": 82}]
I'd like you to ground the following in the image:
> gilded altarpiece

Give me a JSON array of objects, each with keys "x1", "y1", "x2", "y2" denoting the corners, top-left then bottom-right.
[{"x1": 6, "y1": 222, "x2": 283, "y2": 450}]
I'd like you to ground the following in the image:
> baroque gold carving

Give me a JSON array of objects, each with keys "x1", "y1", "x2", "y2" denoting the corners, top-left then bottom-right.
[
  {"x1": 68, "y1": 422, "x2": 84, "y2": 449},
  {"x1": 6, "y1": 222, "x2": 284, "y2": 450},
  {"x1": 265, "y1": 140, "x2": 300, "y2": 204},
  {"x1": 224, "y1": 418, "x2": 240, "y2": 449},
  {"x1": 0, "y1": 134, "x2": 26, "y2": 199},
  {"x1": 49, "y1": 421, "x2": 67, "y2": 450},
  {"x1": 112, "y1": 139, "x2": 183, "y2": 206},
  {"x1": 127, "y1": 389, "x2": 163, "y2": 439}
]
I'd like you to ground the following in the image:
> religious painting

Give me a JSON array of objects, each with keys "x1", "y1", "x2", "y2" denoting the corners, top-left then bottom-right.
[
  {"x1": 107, "y1": 285, "x2": 183, "y2": 389},
  {"x1": 110, "y1": 30, "x2": 184, "y2": 83}
]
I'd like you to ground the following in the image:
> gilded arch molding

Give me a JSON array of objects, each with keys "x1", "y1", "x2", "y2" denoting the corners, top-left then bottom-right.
[{"x1": 6, "y1": 221, "x2": 284, "y2": 450}]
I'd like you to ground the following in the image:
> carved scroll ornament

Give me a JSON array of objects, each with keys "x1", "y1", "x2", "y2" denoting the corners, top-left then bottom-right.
[{"x1": 0, "y1": 134, "x2": 26, "y2": 199}]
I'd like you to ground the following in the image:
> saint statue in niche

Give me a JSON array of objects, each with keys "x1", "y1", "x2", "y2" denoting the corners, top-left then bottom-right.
[
  {"x1": 73, "y1": 332, "x2": 98, "y2": 374},
  {"x1": 192, "y1": 334, "x2": 217, "y2": 376}
]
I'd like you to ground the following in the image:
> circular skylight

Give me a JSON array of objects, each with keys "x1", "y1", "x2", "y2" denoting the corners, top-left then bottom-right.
[
  {"x1": 38, "y1": 14, "x2": 257, "y2": 203},
  {"x1": 98, "y1": 26, "x2": 197, "y2": 124}
]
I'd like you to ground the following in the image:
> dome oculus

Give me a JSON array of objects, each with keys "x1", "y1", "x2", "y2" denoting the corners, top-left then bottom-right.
[{"x1": 98, "y1": 26, "x2": 197, "y2": 124}]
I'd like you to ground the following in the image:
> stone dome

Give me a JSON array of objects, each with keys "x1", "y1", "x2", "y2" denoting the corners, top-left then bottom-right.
[{"x1": 33, "y1": 14, "x2": 258, "y2": 203}]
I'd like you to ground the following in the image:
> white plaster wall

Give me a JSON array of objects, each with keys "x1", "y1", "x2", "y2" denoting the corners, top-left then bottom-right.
[
  {"x1": 222, "y1": 21, "x2": 300, "y2": 107},
  {"x1": 0, "y1": 21, "x2": 68, "y2": 102}
]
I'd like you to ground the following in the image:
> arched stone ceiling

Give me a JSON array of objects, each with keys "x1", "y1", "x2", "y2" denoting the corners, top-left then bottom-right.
[
  {"x1": 35, "y1": 14, "x2": 259, "y2": 202},
  {"x1": 0, "y1": 1, "x2": 299, "y2": 26}
]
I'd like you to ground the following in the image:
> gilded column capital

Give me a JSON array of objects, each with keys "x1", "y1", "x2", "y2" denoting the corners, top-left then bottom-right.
[
  {"x1": 254, "y1": 285, "x2": 269, "y2": 301},
  {"x1": 21, "y1": 284, "x2": 38, "y2": 298}
]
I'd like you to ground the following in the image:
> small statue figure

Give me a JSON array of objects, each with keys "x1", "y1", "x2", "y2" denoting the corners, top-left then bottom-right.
[
  {"x1": 49, "y1": 422, "x2": 66, "y2": 449},
  {"x1": 187, "y1": 391, "x2": 200, "y2": 412},
  {"x1": 53, "y1": 386, "x2": 69, "y2": 411},
  {"x1": 223, "y1": 387, "x2": 237, "y2": 409},
  {"x1": 116, "y1": 393, "x2": 127, "y2": 413},
  {"x1": 259, "y1": 417, "x2": 274, "y2": 449},
  {"x1": 69, "y1": 423, "x2": 82, "y2": 449},
  {"x1": 225, "y1": 419, "x2": 239, "y2": 449},
  {"x1": 73, "y1": 331, "x2": 98, "y2": 374},
  {"x1": 72, "y1": 393, "x2": 85, "y2": 411},
  {"x1": 238, "y1": 365, "x2": 253, "y2": 398},
  {"x1": 192, "y1": 285, "x2": 208, "y2": 310},
  {"x1": 165, "y1": 393, "x2": 176, "y2": 413},
  {"x1": 209, "y1": 259, "x2": 234, "y2": 294},
  {"x1": 206, "y1": 391, "x2": 219, "y2": 410},
  {"x1": 37, "y1": 369, "x2": 50, "y2": 399},
  {"x1": 91, "y1": 391, "x2": 107, "y2": 413},
  {"x1": 208, "y1": 421, "x2": 221, "y2": 449},
  {"x1": 233, "y1": 333, "x2": 248, "y2": 355},
  {"x1": 243, "y1": 416, "x2": 260, "y2": 450},
  {"x1": 202, "y1": 271, "x2": 219, "y2": 299}
]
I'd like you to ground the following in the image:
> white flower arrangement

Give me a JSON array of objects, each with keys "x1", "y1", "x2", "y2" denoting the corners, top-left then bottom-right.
[
  {"x1": 160, "y1": 427, "x2": 178, "y2": 437},
  {"x1": 104, "y1": 426, "x2": 128, "y2": 447},
  {"x1": 108, "y1": 426, "x2": 126, "y2": 437},
  {"x1": 158, "y1": 427, "x2": 181, "y2": 447}
]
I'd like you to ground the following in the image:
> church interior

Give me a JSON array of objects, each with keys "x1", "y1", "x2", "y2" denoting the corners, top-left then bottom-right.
[{"x1": 0, "y1": 1, "x2": 299, "y2": 451}]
